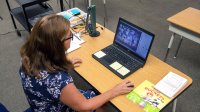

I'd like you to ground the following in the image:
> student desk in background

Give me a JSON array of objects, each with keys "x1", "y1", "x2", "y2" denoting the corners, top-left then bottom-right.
[
  {"x1": 68, "y1": 24, "x2": 193, "y2": 112},
  {"x1": 164, "y1": 7, "x2": 200, "y2": 61}
]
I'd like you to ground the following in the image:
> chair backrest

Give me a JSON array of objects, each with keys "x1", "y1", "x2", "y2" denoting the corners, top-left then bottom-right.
[
  {"x1": 24, "y1": 107, "x2": 33, "y2": 112},
  {"x1": 0, "y1": 103, "x2": 9, "y2": 112}
]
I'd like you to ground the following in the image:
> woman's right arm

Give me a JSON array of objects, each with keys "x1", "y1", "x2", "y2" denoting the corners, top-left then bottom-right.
[{"x1": 60, "y1": 80, "x2": 134, "y2": 111}]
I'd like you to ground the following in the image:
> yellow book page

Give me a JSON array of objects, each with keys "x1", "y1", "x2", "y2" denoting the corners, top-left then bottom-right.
[{"x1": 134, "y1": 80, "x2": 170, "y2": 109}]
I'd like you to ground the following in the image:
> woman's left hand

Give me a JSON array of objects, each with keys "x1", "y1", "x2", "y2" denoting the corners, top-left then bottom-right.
[{"x1": 69, "y1": 57, "x2": 82, "y2": 67}]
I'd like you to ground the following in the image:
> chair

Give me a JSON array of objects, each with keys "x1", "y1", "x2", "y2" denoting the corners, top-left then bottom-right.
[
  {"x1": 24, "y1": 107, "x2": 33, "y2": 112},
  {"x1": 0, "y1": 103, "x2": 9, "y2": 112}
]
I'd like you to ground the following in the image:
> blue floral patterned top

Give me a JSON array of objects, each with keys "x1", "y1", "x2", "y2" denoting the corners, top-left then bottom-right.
[{"x1": 19, "y1": 67, "x2": 97, "y2": 112}]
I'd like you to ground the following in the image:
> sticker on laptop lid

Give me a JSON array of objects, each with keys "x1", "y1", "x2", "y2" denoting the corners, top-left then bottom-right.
[
  {"x1": 117, "y1": 66, "x2": 130, "y2": 76},
  {"x1": 94, "y1": 51, "x2": 106, "y2": 58},
  {"x1": 109, "y1": 61, "x2": 123, "y2": 70}
]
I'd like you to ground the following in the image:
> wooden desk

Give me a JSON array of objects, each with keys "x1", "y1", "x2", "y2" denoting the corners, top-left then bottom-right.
[
  {"x1": 164, "y1": 7, "x2": 200, "y2": 61},
  {"x1": 68, "y1": 25, "x2": 193, "y2": 112}
]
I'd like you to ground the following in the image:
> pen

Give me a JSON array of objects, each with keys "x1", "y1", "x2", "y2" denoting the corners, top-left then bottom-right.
[{"x1": 73, "y1": 33, "x2": 81, "y2": 41}]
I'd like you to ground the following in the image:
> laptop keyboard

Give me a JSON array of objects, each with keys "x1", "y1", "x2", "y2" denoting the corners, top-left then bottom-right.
[{"x1": 102, "y1": 46, "x2": 141, "y2": 70}]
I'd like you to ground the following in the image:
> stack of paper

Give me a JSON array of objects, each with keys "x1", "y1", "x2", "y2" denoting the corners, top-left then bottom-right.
[{"x1": 154, "y1": 72, "x2": 188, "y2": 98}]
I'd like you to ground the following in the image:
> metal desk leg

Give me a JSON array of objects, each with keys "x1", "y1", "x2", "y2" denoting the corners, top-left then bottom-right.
[
  {"x1": 22, "y1": 6, "x2": 31, "y2": 32},
  {"x1": 88, "y1": 0, "x2": 92, "y2": 6},
  {"x1": 84, "y1": 0, "x2": 91, "y2": 10},
  {"x1": 5, "y1": 0, "x2": 21, "y2": 37},
  {"x1": 60, "y1": 0, "x2": 64, "y2": 11},
  {"x1": 84, "y1": 0, "x2": 88, "y2": 10},
  {"x1": 68, "y1": 0, "x2": 71, "y2": 8},
  {"x1": 103, "y1": 0, "x2": 108, "y2": 22},
  {"x1": 164, "y1": 33, "x2": 175, "y2": 62},
  {"x1": 72, "y1": 0, "x2": 75, "y2": 8},
  {"x1": 68, "y1": 0, "x2": 74, "y2": 8},
  {"x1": 174, "y1": 36, "x2": 183, "y2": 58},
  {"x1": 172, "y1": 98, "x2": 178, "y2": 112}
]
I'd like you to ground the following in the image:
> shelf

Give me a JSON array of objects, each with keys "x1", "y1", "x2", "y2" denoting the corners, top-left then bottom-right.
[
  {"x1": 16, "y1": 0, "x2": 50, "y2": 7},
  {"x1": 10, "y1": 4, "x2": 53, "y2": 30}
]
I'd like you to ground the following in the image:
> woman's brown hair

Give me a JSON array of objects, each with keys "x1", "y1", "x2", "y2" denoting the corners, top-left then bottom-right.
[{"x1": 20, "y1": 15, "x2": 73, "y2": 77}]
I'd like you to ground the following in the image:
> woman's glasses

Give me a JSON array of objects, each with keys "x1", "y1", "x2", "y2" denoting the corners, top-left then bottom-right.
[{"x1": 61, "y1": 32, "x2": 73, "y2": 43}]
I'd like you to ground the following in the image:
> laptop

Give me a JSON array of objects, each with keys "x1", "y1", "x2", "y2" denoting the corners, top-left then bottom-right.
[{"x1": 92, "y1": 18, "x2": 155, "y2": 79}]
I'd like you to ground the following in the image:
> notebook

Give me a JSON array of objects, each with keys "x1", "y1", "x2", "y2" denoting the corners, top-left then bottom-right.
[
  {"x1": 92, "y1": 18, "x2": 154, "y2": 79},
  {"x1": 154, "y1": 72, "x2": 188, "y2": 98}
]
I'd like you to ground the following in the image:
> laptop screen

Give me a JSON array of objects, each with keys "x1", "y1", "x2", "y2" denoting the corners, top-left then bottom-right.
[{"x1": 114, "y1": 18, "x2": 154, "y2": 60}]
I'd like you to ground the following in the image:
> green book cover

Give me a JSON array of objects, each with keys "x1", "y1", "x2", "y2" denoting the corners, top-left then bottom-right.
[{"x1": 127, "y1": 80, "x2": 170, "y2": 112}]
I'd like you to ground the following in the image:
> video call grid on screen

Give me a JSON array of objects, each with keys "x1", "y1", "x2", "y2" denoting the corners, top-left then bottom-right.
[{"x1": 115, "y1": 20, "x2": 153, "y2": 59}]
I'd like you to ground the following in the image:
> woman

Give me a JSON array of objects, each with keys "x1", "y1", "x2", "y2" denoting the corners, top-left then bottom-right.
[{"x1": 19, "y1": 15, "x2": 134, "y2": 112}]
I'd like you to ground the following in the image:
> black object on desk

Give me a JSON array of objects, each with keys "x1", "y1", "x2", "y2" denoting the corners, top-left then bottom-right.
[
  {"x1": 85, "y1": 5, "x2": 100, "y2": 37},
  {"x1": 92, "y1": 18, "x2": 155, "y2": 79}
]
